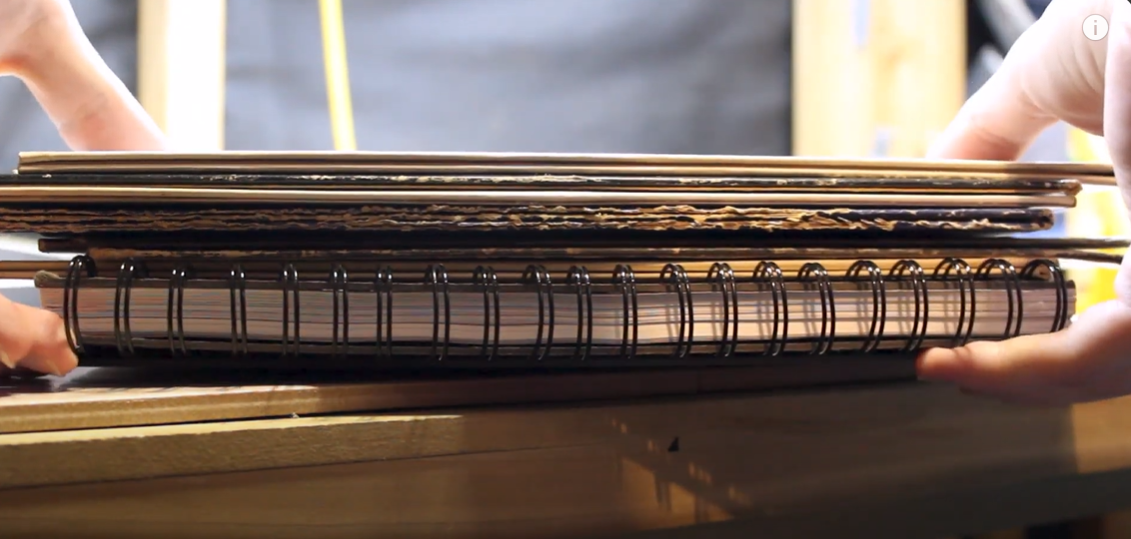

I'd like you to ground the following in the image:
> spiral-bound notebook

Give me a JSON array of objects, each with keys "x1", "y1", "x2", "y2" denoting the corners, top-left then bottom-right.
[{"x1": 23, "y1": 248, "x2": 1082, "y2": 370}]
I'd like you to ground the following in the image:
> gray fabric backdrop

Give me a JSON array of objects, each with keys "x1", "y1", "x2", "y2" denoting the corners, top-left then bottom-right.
[
  {"x1": 0, "y1": 0, "x2": 793, "y2": 167},
  {"x1": 224, "y1": 0, "x2": 793, "y2": 154}
]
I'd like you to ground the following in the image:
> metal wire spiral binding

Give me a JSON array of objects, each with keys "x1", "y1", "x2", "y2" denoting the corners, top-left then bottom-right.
[
  {"x1": 933, "y1": 258, "x2": 976, "y2": 347},
  {"x1": 708, "y1": 262, "x2": 739, "y2": 358},
  {"x1": 522, "y1": 265, "x2": 555, "y2": 361},
  {"x1": 473, "y1": 266, "x2": 501, "y2": 361},
  {"x1": 167, "y1": 264, "x2": 193, "y2": 357},
  {"x1": 425, "y1": 265, "x2": 451, "y2": 361},
  {"x1": 889, "y1": 260, "x2": 928, "y2": 352},
  {"x1": 229, "y1": 265, "x2": 249, "y2": 357},
  {"x1": 63, "y1": 254, "x2": 95, "y2": 355},
  {"x1": 661, "y1": 263, "x2": 694, "y2": 359},
  {"x1": 798, "y1": 263, "x2": 835, "y2": 355},
  {"x1": 845, "y1": 260, "x2": 886, "y2": 353},
  {"x1": 330, "y1": 264, "x2": 350, "y2": 359},
  {"x1": 113, "y1": 259, "x2": 147, "y2": 358},
  {"x1": 976, "y1": 258, "x2": 1023, "y2": 339},
  {"x1": 375, "y1": 266, "x2": 394, "y2": 361},
  {"x1": 53, "y1": 254, "x2": 1075, "y2": 365},
  {"x1": 752, "y1": 261, "x2": 788, "y2": 357},
  {"x1": 613, "y1": 264, "x2": 639, "y2": 360},
  {"x1": 1021, "y1": 259, "x2": 1069, "y2": 332},
  {"x1": 280, "y1": 264, "x2": 301, "y2": 357},
  {"x1": 567, "y1": 266, "x2": 594, "y2": 361}
]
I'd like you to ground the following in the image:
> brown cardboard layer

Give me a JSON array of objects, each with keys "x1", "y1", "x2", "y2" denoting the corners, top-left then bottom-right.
[{"x1": 0, "y1": 206, "x2": 1053, "y2": 235}]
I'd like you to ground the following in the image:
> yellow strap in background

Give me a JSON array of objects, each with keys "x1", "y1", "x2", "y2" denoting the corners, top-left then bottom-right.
[
  {"x1": 318, "y1": 0, "x2": 357, "y2": 151},
  {"x1": 1066, "y1": 128, "x2": 1126, "y2": 310}
]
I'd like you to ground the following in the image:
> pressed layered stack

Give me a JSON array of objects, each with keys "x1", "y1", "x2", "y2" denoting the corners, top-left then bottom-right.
[{"x1": 0, "y1": 150, "x2": 1121, "y2": 371}]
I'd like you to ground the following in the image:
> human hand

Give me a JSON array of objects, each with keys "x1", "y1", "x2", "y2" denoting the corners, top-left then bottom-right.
[
  {"x1": 917, "y1": 0, "x2": 1131, "y2": 404},
  {"x1": 0, "y1": 0, "x2": 167, "y2": 377},
  {"x1": 0, "y1": 0, "x2": 166, "y2": 151},
  {"x1": 0, "y1": 292, "x2": 73, "y2": 377}
]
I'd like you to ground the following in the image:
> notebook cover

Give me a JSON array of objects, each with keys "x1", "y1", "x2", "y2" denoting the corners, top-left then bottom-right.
[
  {"x1": 12, "y1": 150, "x2": 1116, "y2": 187},
  {"x1": 0, "y1": 182, "x2": 1075, "y2": 208},
  {"x1": 34, "y1": 233, "x2": 1128, "y2": 254},
  {"x1": 18, "y1": 234, "x2": 1124, "y2": 267},
  {"x1": 0, "y1": 171, "x2": 1084, "y2": 195}
]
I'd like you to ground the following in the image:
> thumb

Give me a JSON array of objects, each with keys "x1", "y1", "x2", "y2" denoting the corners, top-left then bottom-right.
[
  {"x1": 0, "y1": 293, "x2": 77, "y2": 377},
  {"x1": 917, "y1": 300, "x2": 1131, "y2": 405},
  {"x1": 916, "y1": 332, "x2": 1081, "y2": 404},
  {"x1": 1105, "y1": 0, "x2": 1131, "y2": 212}
]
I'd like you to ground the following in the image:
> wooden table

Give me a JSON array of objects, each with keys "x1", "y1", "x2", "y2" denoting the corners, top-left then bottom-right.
[{"x1": 3, "y1": 363, "x2": 1131, "y2": 538}]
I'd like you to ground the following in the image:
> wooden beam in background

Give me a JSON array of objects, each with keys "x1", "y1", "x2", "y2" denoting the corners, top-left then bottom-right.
[
  {"x1": 792, "y1": 0, "x2": 966, "y2": 157},
  {"x1": 137, "y1": 0, "x2": 227, "y2": 151}
]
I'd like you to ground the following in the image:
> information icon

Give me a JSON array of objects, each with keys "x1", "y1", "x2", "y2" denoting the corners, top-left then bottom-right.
[{"x1": 1084, "y1": 14, "x2": 1109, "y2": 41}]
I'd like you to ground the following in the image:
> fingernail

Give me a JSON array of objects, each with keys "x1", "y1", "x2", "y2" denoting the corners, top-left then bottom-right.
[
  {"x1": 914, "y1": 352, "x2": 936, "y2": 381},
  {"x1": 18, "y1": 324, "x2": 78, "y2": 377},
  {"x1": 0, "y1": 347, "x2": 13, "y2": 369},
  {"x1": 55, "y1": 325, "x2": 77, "y2": 374},
  {"x1": 19, "y1": 353, "x2": 73, "y2": 377}
]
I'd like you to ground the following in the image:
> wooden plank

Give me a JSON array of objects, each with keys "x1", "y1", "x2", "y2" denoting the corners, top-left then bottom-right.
[
  {"x1": 8, "y1": 467, "x2": 1131, "y2": 539},
  {"x1": 137, "y1": 0, "x2": 226, "y2": 150},
  {"x1": 0, "y1": 360, "x2": 914, "y2": 434},
  {"x1": 5, "y1": 383, "x2": 1131, "y2": 538},
  {"x1": 0, "y1": 382, "x2": 1090, "y2": 490},
  {"x1": 643, "y1": 470, "x2": 1131, "y2": 539},
  {"x1": 1073, "y1": 395, "x2": 1131, "y2": 474},
  {"x1": 792, "y1": 0, "x2": 966, "y2": 157}
]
